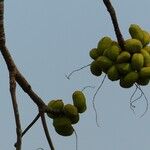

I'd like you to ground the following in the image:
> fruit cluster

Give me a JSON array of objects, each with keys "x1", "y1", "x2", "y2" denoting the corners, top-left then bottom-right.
[
  {"x1": 89, "y1": 24, "x2": 150, "y2": 88},
  {"x1": 47, "y1": 90, "x2": 86, "y2": 136}
]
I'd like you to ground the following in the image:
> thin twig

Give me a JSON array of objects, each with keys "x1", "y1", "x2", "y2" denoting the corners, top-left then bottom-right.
[
  {"x1": 40, "y1": 113, "x2": 55, "y2": 150},
  {"x1": 103, "y1": 0, "x2": 125, "y2": 50},
  {"x1": 10, "y1": 73, "x2": 22, "y2": 150}
]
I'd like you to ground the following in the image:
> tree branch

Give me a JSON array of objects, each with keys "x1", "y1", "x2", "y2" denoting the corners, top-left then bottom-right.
[{"x1": 103, "y1": 0, "x2": 125, "y2": 50}]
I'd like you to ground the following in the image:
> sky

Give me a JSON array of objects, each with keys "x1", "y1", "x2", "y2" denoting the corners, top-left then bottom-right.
[{"x1": 1, "y1": 0, "x2": 150, "y2": 150}]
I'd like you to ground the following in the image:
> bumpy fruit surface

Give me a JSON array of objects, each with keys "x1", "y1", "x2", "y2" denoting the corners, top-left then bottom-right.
[
  {"x1": 116, "y1": 51, "x2": 131, "y2": 63},
  {"x1": 72, "y1": 91, "x2": 86, "y2": 113},
  {"x1": 90, "y1": 60, "x2": 102, "y2": 76},
  {"x1": 131, "y1": 53, "x2": 144, "y2": 71},
  {"x1": 89, "y1": 48, "x2": 99, "y2": 60},
  {"x1": 139, "y1": 67, "x2": 150, "y2": 78},
  {"x1": 116, "y1": 63, "x2": 132, "y2": 75},
  {"x1": 141, "y1": 30, "x2": 150, "y2": 46},
  {"x1": 137, "y1": 78, "x2": 150, "y2": 86},
  {"x1": 141, "y1": 49, "x2": 150, "y2": 67},
  {"x1": 97, "y1": 36, "x2": 112, "y2": 55},
  {"x1": 124, "y1": 39, "x2": 142, "y2": 53}
]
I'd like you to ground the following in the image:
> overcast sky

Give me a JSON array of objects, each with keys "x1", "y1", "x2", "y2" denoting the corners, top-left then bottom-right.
[{"x1": 1, "y1": 0, "x2": 150, "y2": 150}]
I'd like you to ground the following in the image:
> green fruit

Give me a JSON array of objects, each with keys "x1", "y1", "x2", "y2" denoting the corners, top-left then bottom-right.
[
  {"x1": 144, "y1": 46, "x2": 150, "y2": 54},
  {"x1": 63, "y1": 104, "x2": 79, "y2": 124},
  {"x1": 141, "y1": 30, "x2": 150, "y2": 46},
  {"x1": 107, "y1": 65, "x2": 120, "y2": 81},
  {"x1": 116, "y1": 51, "x2": 131, "y2": 63},
  {"x1": 131, "y1": 53, "x2": 144, "y2": 71},
  {"x1": 103, "y1": 45, "x2": 121, "y2": 61},
  {"x1": 120, "y1": 72, "x2": 139, "y2": 88},
  {"x1": 116, "y1": 63, "x2": 132, "y2": 75},
  {"x1": 96, "y1": 56, "x2": 113, "y2": 73},
  {"x1": 53, "y1": 117, "x2": 74, "y2": 136},
  {"x1": 129, "y1": 24, "x2": 143, "y2": 41},
  {"x1": 72, "y1": 91, "x2": 86, "y2": 113},
  {"x1": 97, "y1": 36, "x2": 112, "y2": 55},
  {"x1": 89, "y1": 48, "x2": 99, "y2": 60},
  {"x1": 136, "y1": 78, "x2": 150, "y2": 86},
  {"x1": 47, "y1": 100, "x2": 64, "y2": 119},
  {"x1": 90, "y1": 60, "x2": 102, "y2": 76},
  {"x1": 124, "y1": 39, "x2": 142, "y2": 53},
  {"x1": 139, "y1": 67, "x2": 150, "y2": 78},
  {"x1": 141, "y1": 49, "x2": 150, "y2": 67}
]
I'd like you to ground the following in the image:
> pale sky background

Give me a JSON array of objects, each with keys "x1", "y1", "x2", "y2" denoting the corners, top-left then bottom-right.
[{"x1": 1, "y1": 0, "x2": 150, "y2": 150}]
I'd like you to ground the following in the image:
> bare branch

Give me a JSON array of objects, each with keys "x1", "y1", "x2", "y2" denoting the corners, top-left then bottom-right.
[{"x1": 103, "y1": 0, "x2": 125, "y2": 50}]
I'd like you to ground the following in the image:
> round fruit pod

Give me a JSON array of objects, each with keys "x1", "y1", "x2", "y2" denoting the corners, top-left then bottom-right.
[
  {"x1": 69, "y1": 113, "x2": 80, "y2": 124},
  {"x1": 89, "y1": 48, "x2": 99, "y2": 60},
  {"x1": 131, "y1": 53, "x2": 144, "y2": 71},
  {"x1": 124, "y1": 39, "x2": 142, "y2": 54},
  {"x1": 90, "y1": 60, "x2": 102, "y2": 76},
  {"x1": 136, "y1": 77, "x2": 150, "y2": 86},
  {"x1": 116, "y1": 63, "x2": 132, "y2": 75},
  {"x1": 119, "y1": 72, "x2": 138, "y2": 88},
  {"x1": 129, "y1": 24, "x2": 143, "y2": 42},
  {"x1": 107, "y1": 65, "x2": 120, "y2": 81},
  {"x1": 72, "y1": 90, "x2": 87, "y2": 113},
  {"x1": 97, "y1": 36, "x2": 112, "y2": 55},
  {"x1": 141, "y1": 49, "x2": 150, "y2": 67},
  {"x1": 96, "y1": 56, "x2": 113, "y2": 73},
  {"x1": 53, "y1": 117, "x2": 74, "y2": 136},
  {"x1": 116, "y1": 51, "x2": 131, "y2": 63},
  {"x1": 47, "y1": 100, "x2": 64, "y2": 119},
  {"x1": 139, "y1": 67, "x2": 150, "y2": 78},
  {"x1": 103, "y1": 45, "x2": 121, "y2": 61},
  {"x1": 144, "y1": 46, "x2": 150, "y2": 54},
  {"x1": 141, "y1": 30, "x2": 150, "y2": 47}
]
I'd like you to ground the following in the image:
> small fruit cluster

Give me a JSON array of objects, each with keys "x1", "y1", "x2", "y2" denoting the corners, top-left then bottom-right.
[
  {"x1": 89, "y1": 24, "x2": 150, "y2": 88},
  {"x1": 47, "y1": 90, "x2": 86, "y2": 136}
]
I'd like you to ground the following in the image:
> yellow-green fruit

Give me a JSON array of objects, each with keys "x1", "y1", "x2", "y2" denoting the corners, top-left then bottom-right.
[
  {"x1": 96, "y1": 56, "x2": 113, "y2": 73},
  {"x1": 103, "y1": 45, "x2": 121, "y2": 61},
  {"x1": 120, "y1": 72, "x2": 139, "y2": 88},
  {"x1": 90, "y1": 60, "x2": 102, "y2": 76},
  {"x1": 116, "y1": 51, "x2": 131, "y2": 63},
  {"x1": 141, "y1": 49, "x2": 150, "y2": 67},
  {"x1": 139, "y1": 67, "x2": 150, "y2": 78},
  {"x1": 131, "y1": 53, "x2": 144, "y2": 71},
  {"x1": 129, "y1": 24, "x2": 143, "y2": 41},
  {"x1": 53, "y1": 117, "x2": 74, "y2": 136},
  {"x1": 63, "y1": 104, "x2": 79, "y2": 124},
  {"x1": 136, "y1": 78, "x2": 150, "y2": 86},
  {"x1": 107, "y1": 65, "x2": 120, "y2": 81},
  {"x1": 116, "y1": 63, "x2": 132, "y2": 75},
  {"x1": 141, "y1": 30, "x2": 150, "y2": 46},
  {"x1": 72, "y1": 91, "x2": 86, "y2": 113},
  {"x1": 47, "y1": 100, "x2": 64, "y2": 119},
  {"x1": 144, "y1": 46, "x2": 150, "y2": 54},
  {"x1": 89, "y1": 48, "x2": 99, "y2": 60},
  {"x1": 124, "y1": 39, "x2": 142, "y2": 53},
  {"x1": 97, "y1": 36, "x2": 112, "y2": 55}
]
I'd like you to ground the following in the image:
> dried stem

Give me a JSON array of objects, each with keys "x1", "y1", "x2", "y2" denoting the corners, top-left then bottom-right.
[{"x1": 103, "y1": 0, "x2": 125, "y2": 50}]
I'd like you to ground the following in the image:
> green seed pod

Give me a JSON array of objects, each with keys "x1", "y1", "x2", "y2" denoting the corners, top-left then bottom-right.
[
  {"x1": 96, "y1": 56, "x2": 113, "y2": 73},
  {"x1": 63, "y1": 104, "x2": 79, "y2": 124},
  {"x1": 116, "y1": 51, "x2": 131, "y2": 63},
  {"x1": 124, "y1": 39, "x2": 142, "y2": 53},
  {"x1": 90, "y1": 60, "x2": 102, "y2": 76},
  {"x1": 144, "y1": 46, "x2": 150, "y2": 54},
  {"x1": 141, "y1": 49, "x2": 150, "y2": 67},
  {"x1": 116, "y1": 63, "x2": 132, "y2": 75},
  {"x1": 129, "y1": 24, "x2": 143, "y2": 41},
  {"x1": 107, "y1": 65, "x2": 120, "y2": 81},
  {"x1": 47, "y1": 100, "x2": 64, "y2": 119},
  {"x1": 136, "y1": 78, "x2": 150, "y2": 86},
  {"x1": 72, "y1": 91, "x2": 86, "y2": 113},
  {"x1": 139, "y1": 67, "x2": 150, "y2": 78},
  {"x1": 120, "y1": 72, "x2": 139, "y2": 88},
  {"x1": 141, "y1": 30, "x2": 150, "y2": 46},
  {"x1": 103, "y1": 45, "x2": 121, "y2": 61},
  {"x1": 131, "y1": 53, "x2": 144, "y2": 71},
  {"x1": 53, "y1": 117, "x2": 74, "y2": 136},
  {"x1": 89, "y1": 48, "x2": 99, "y2": 60},
  {"x1": 97, "y1": 36, "x2": 112, "y2": 55}
]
